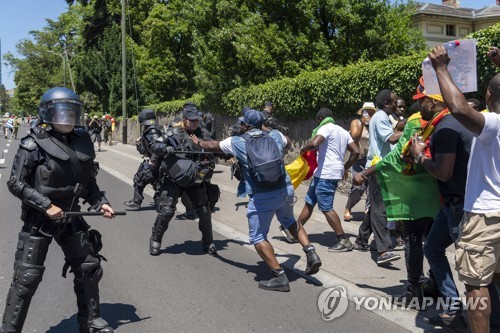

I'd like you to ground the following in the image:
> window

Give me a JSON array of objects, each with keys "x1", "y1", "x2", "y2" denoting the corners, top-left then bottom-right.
[{"x1": 446, "y1": 24, "x2": 456, "y2": 36}]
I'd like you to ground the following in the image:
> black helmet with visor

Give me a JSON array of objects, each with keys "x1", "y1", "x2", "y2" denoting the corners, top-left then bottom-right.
[{"x1": 39, "y1": 87, "x2": 84, "y2": 126}]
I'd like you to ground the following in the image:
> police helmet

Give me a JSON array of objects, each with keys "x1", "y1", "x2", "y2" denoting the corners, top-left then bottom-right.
[
  {"x1": 138, "y1": 109, "x2": 156, "y2": 126},
  {"x1": 39, "y1": 87, "x2": 83, "y2": 126}
]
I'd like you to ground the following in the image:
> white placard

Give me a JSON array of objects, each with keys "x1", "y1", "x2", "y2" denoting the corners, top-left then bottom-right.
[{"x1": 422, "y1": 39, "x2": 477, "y2": 95}]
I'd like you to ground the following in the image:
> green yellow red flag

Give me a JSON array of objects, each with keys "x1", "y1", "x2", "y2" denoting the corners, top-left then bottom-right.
[{"x1": 375, "y1": 112, "x2": 441, "y2": 221}]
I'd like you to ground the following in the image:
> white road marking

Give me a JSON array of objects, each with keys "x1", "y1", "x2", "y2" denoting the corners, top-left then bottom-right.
[{"x1": 0, "y1": 159, "x2": 4, "y2": 164}]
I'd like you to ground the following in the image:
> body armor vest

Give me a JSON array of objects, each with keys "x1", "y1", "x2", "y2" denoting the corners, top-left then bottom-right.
[
  {"x1": 32, "y1": 128, "x2": 96, "y2": 210},
  {"x1": 167, "y1": 127, "x2": 215, "y2": 184}
]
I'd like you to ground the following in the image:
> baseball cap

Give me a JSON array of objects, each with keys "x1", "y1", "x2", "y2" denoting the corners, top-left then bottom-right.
[
  {"x1": 242, "y1": 109, "x2": 264, "y2": 128},
  {"x1": 412, "y1": 76, "x2": 426, "y2": 100},
  {"x1": 264, "y1": 101, "x2": 274, "y2": 107}
]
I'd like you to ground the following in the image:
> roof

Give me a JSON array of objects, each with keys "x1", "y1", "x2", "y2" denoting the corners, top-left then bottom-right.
[
  {"x1": 474, "y1": 5, "x2": 500, "y2": 18},
  {"x1": 414, "y1": 3, "x2": 500, "y2": 20}
]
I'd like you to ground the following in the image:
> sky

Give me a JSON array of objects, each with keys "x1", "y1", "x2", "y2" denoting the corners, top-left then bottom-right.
[{"x1": 0, "y1": 0, "x2": 496, "y2": 90}]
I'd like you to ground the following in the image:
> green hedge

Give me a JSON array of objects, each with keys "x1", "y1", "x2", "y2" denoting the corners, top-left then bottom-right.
[
  {"x1": 147, "y1": 94, "x2": 205, "y2": 116},
  {"x1": 149, "y1": 23, "x2": 499, "y2": 119},
  {"x1": 222, "y1": 53, "x2": 426, "y2": 119}
]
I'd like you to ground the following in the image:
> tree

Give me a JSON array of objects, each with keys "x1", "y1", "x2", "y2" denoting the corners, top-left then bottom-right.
[{"x1": 0, "y1": 84, "x2": 12, "y2": 115}]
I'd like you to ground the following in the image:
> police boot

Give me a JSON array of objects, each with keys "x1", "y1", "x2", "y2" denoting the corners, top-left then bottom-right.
[
  {"x1": 123, "y1": 188, "x2": 143, "y2": 211},
  {"x1": 150, "y1": 216, "x2": 170, "y2": 256},
  {"x1": 0, "y1": 263, "x2": 45, "y2": 333},
  {"x1": 75, "y1": 271, "x2": 113, "y2": 333},
  {"x1": 258, "y1": 268, "x2": 290, "y2": 292},
  {"x1": 123, "y1": 200, "x2": 141, "y2": 211},
  {"x1": 303, "y1": 245, "x2": 322, "y2": 275}
]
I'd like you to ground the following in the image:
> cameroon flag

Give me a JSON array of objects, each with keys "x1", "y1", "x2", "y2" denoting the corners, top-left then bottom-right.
[{"x1": 375, "y1": 112, "x2": 441, "y2": 221}]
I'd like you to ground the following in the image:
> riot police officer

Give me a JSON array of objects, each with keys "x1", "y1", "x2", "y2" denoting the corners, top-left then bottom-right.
[
  {"x1": 262, "y1": 101, "x2": 289, "y2": 133},
  {"x1": 123, "y1": 109, "x2": 162, "y2": 211},
  {"x1": 148, "y1": 104, "x2": 217, "y2": 256},
  {"x1": 0, "y1": 87, "x2": 115, "y2": 333}
]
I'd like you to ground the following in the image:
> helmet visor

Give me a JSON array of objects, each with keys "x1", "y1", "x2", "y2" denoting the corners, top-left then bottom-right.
[{"x1": 40, "y1": 100, "x2": 83, "y2": 126}]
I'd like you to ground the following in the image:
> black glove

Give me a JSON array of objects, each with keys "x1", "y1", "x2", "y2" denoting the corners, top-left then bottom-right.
[{"x1": 165, "y1": 146, "x2": 176, "y2": 156}]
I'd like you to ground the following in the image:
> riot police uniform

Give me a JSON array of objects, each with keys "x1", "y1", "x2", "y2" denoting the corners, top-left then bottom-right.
[
  {"x1": 148, "y1": 106, "x2": 217, "y2": 256},
  {"x1": 262, "y1": 102, "x2": 288, "y2": 133},
  {"x1": 0, "y1": 88, "x2": 114, "y2": 333},
  {"x1": 123, "y1": 109, "x2": 162, "y2": 211}
]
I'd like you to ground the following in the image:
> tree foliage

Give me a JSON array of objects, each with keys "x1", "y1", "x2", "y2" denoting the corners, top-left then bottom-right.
[{"x1": 8, "y1": 0, "x2": 425, "y2": 115}]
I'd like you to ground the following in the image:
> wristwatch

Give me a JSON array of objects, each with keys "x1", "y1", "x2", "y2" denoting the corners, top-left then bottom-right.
[{"x1": 414, "y1": 152, "x2": 425, "y2": 164}]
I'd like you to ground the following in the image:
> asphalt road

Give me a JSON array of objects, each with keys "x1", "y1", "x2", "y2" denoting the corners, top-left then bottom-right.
[{"x1": 0, "y1": 124, "x2": 412, "y2": 333}]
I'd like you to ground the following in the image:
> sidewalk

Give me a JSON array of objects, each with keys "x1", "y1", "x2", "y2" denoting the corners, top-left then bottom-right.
[{"x1": 95, "y1": 142, "x2": 462, "y2": 333}]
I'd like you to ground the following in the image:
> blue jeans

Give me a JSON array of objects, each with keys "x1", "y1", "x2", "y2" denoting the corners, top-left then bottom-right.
[
  {"x1": 425, "y1": 202, "x2": 464, "y2": 312},
  {"x1": 247, "y1": 186, "x2": 295, "y2": 245},
  {"x1": 305, "y1": 177, "x2": 339, "y2": 212},
  {"x1": 425, "y1": 201, "x2": 500, "y2": 320}
]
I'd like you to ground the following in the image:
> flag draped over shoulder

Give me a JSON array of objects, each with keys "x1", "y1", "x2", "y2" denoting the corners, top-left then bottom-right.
[{"x1": 375, "y1": 112, "x2": 441, "y2": 221}]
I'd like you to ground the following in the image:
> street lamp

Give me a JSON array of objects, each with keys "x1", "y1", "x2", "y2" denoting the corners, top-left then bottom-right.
[{"x1": 45, "y1": 49, "x2": 75, "y2": 91}]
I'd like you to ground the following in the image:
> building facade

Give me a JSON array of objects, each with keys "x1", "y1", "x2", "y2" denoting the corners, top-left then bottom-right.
[{"x1": 412, "y1": 0, "x2": 500, "y2": 48}]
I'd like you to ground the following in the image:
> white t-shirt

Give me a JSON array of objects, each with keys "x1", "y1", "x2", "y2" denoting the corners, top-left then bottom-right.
[
  {"x1": 314, "y1": 123, "x2": 353, "y2": 180},
  {"x1": 464, "y1": 112, "x2": 500, "y2": 213}
]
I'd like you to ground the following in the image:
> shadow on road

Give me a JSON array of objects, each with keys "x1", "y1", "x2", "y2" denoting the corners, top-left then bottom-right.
[{"x1": 45, "y1": 303, "x2": 150, "y2": 333}]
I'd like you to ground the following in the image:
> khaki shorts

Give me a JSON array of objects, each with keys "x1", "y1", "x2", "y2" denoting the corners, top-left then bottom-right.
[{"x1": 455, "y1": 211, "x2": 500, "y2": 287}]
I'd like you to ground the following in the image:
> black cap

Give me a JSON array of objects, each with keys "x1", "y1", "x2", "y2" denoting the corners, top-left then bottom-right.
[
  {"x1": 264, "y1": 101, "x2": 274, "y2": 107},
  {"x1": 182, "y1": 106, "x2": 199, "y2": 120}
]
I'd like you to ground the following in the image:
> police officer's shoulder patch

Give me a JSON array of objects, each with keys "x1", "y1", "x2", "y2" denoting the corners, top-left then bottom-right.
[{"x1": 20, "y1": 136, "x2": 37, "y2": 150}]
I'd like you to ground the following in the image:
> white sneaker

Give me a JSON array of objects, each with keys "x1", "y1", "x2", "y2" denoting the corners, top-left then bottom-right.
[{"x1": 279, "y1": 225, "x2": 298, "y2": 243}]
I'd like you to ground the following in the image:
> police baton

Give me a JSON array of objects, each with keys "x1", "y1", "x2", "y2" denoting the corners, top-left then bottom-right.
[
  {"x1": 64, "y1": 211, "x2": 127, "y2": 217},
  {"x1": 174, "y1": 151, "x2": 214, "y2": 155}
]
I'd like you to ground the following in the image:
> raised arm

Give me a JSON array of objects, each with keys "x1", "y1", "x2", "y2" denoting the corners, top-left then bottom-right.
[{"x1": 429, "y1": 45, "x2": 485, "y2": 135}]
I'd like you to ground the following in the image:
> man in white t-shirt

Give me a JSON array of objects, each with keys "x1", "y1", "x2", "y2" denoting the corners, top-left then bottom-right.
[
  {"x1": 298, "y1": 108, "x2": 359, "y2": 252},
  {"x1": 429, "y1": 45, "x2": 500, "y2": 332}
]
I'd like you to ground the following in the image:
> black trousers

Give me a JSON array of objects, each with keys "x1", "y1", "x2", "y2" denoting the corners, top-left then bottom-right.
[
  {"x1": 152, "y1": 179, "x2": 213, "y2": 246},
  {"x1": 403, "y1": 218, "x2": 433, "y2": 284},
  {"x1": 356, "y1": 175, "x2": 393, "y2": 253},
  {"x1": 1, "y1": 218, "x2": 105, "y2": 333}
]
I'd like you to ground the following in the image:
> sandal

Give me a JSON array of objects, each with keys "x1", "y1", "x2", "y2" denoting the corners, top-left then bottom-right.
[{"x1": 343, "y1": 210, "x2": 352, "y2": 222}]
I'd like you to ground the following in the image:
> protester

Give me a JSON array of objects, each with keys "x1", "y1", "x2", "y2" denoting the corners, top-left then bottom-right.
[
  {"x1": 343, "y1": 102, "x2": 375, "y2": 222},
  {"x1": 0, "y1": 87, "x2": 115, "y2": 333},
  {"x1": 102, "y1": 116, "x2": 113, "y2": 145},
  {"x1": 467, "y1": 98, "x2": 481, "y2": 112},
  {"x1": 192, "y1": 109, "x2": 322, "y2": 291},
  {"x1": 297, "y1": 108, "x2": 359, "y2": 252},
  {"x1": 353, "y1": 89, "x2": 403, "y2": 265},
  {"x1": 426, "y1": 45, "x2": 500, "y2": 333},
  {"x1": 410, "y1": 81, "x2": 500, "y2": 330},
  {"x1": 353, "y1": 85, "x2": 443, "y2": 308},
  {"x1": 89, "y1": 116, "x2": 103, "y2": 152}
]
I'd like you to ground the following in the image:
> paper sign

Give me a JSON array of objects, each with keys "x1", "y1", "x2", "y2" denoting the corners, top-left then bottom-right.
[{"x1": 422, "y1": 39, "x2": 477, "y2": 95}]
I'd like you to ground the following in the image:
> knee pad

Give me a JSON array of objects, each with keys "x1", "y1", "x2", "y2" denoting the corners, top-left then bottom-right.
[
  {"x1": 13, "y1": 263, "x2": 45, "y2": 297},
  {"x1": 15, "y1": 232, "x2": 52, "y2": 266},
  {"x1": 159, "y1": 202, "x2": 176, "y2": 219}
]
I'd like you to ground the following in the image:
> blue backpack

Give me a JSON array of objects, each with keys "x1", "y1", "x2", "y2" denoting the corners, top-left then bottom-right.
[{"x1": 242, "y1": 131, "x2": 286, "y2": 189}]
